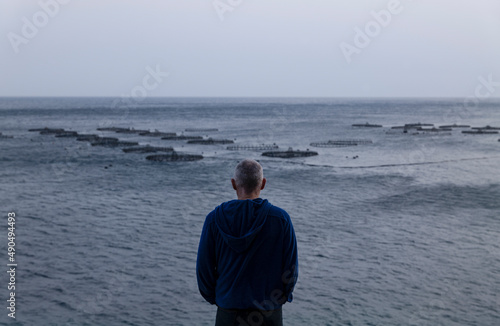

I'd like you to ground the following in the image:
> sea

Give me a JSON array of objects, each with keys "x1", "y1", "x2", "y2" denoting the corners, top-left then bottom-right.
[{"x1": 0, "y1": 97, "x2": 499, "y2": 326}]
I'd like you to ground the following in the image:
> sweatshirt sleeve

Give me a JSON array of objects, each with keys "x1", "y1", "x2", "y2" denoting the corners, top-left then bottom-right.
[
  {"x1": 282, "y1": 213, "x2": 299, "y2": 303},
  {"x1": 196, "y1": 212, "x2": 217, "y2": 304}
]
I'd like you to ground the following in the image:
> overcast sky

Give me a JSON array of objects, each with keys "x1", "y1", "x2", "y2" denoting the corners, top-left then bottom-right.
[{"x1": 1, "y1": 0, "x2": 499, "y2": 97}]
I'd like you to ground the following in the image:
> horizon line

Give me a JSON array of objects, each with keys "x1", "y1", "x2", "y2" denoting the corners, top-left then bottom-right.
[{"x1": 2, "y1": 95, "x2": 500, "y2": 99}]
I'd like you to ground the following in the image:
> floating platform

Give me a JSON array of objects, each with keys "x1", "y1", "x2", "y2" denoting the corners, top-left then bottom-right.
[
  {"x1": 29, "y1": 127, "x2": 70, "y2": 134},
  {"x1": 76, "y1": 134, "x2": 101, "y2": 141},
  {"x1": 29, "y1": 128, "x2": 50, "y2": 132},
  {"x1": 115, "y1": 128, "x2": 150, "y2": 134},
  {"x1": 471, "y1": 125, "x2": 500, "y2": 131},
  {"x1": 91, "y1": 138, "x2": 119, "y2": 146},
  {"x1": 310, "y1": 139, "x2": 372, "y2": 148},
  {"x1": 0, "y1": 132, "x2": 13, "y2": 139},
  {"x1": 39, "y1": 128, "x2": 66, "y2": 135},
  {"x1": 90, "y1": 137, "x2": 119, "y2": 145},
  {"x1": 185, "y1": 128, "x2": 218, "y2": 132},
  {"x1": 97, "y1": 127, "x2": 138, "y2": 132},
  {"x1": 462, "y1": 130, "x2": 499, "y2": 135},
  {"x1": 91, "y1": 137, "x2": 138, "y2": 147},
  {"x1": 352, "y1": 123, "x2": 382, "y2": 128},
  {"x1": 311, "y1": 142, "x2": 356, "y2": 148},
  {"x1": 416, "y1": 127, "x2": 452, "y2": 132},
  {"x1": 391, "y1": 123, "x2": 434, "y2": 130},
  {"x1": 404, "y1": 123, "x2": 434, "y2": 128},
  {"x1": 138, "y1": 130, "x2": 177, "y2": 137},
  {"x1": 187, "y1": 138, "x2": 234, "y2": 145},
  {"x1": 146, "y1": 151, "x2": 203, "y2": 162},
  {"x1": 122, "y1": 145, "x2": 174, "y2": 153},
  {"x1": 161, "y1": 135, "x2": 203, "y2": 141},
  {"x1": 262, "y1": 147, "x2": 318, "y2": 158},
  {"x1": 227, "y1": 144, "x2": 279, "y2": 151},
  {"x1": 96, "y1": 127, "x2": 149, "y2": 134},
  {"x1": 411, "y1": 131, "x2": 452, "y2": 136},
  {"x1": 439, "y1": 124, "x2": 470, "y2": 128},
  {"x1": 55, "y1": 131, "x2": 79, "y2": 137},
  {"x1": 92, "y1": 141, "x2": 139, "y2": 147},
  {"x1": 96, "y1": 127, "x2": 129, "y2": 132}
]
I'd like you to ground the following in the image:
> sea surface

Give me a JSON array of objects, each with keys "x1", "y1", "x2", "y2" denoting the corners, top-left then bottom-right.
[{"x1": 0, "y1": 97, "x2": 499, "y2": 326}]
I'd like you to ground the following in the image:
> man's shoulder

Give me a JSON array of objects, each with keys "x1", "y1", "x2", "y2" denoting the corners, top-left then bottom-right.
[
  {"x1": 203, "y1": 207, "x2": 218, "y2": 226},
  {"x1": 267, "y1": 202, "x2": 291, "y2": 222}
]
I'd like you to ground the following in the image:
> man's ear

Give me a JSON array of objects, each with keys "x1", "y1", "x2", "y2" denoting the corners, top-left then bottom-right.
[
  {"x1": 260, "y1": 178, "x2": 266, "y2": 190},
  {"x1": 231, "y1": 178, "x2": 238, "y2": 191}
]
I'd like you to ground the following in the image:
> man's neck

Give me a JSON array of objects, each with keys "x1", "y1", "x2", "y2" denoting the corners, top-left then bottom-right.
[{"x1": 237, "y1": 193, "x2": 260, "y2": 200}]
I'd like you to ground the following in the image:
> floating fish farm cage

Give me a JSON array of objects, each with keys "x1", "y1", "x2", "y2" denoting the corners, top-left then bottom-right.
[
  {"x1": 227, "y1": 144, "x2": 279, "y2": 151},
  {"x1": 391, "y1": 123, "x2": 434, "y2": 130},
  {"x1": 55, "y1": 131, "x2": 79, "y2": 137},
  {"x1": 91, "y1": 138, "x2": 139, "y2": 147},
  {"x1": 262, "y1": 148, "x2": 318, "y2": 158},
  {"x1": 96, "y1": 127, "x2": 130, "y2": 132},
  {"x1": 76, "y1": 134, "x2": 100, "y2": 141},
  {"x1": 38, "y1": 128, "x2": 66, "y2": 135},
  {"x1": 310, "y1": 139, "x2": 373, "y2": 147},
  {"x1": 351, "y1": 123, "x2": 382, "y2": 128},
  {"x1": 122, "y1": 146, "x2": 174, "y2": 153},
  {"x1": 30, "y1": 127, "x2": 64, "y2": 134},
  {"x1": 185, "y1": 128, "x2": 219, "y2": 132},
  {"x1": 462, "y1": 130, "x2": 499, "y2": 135},
  {"x1": 161, "y1": 135, "x2": 203, "y2": 141},
  {"x1": 188, "y1": 138, "x2": 234, "y2": 145},
  {"x1": 138, "y1": 131, "x2": 177, "y2": 137},
  {"x1": 115, "y1": 128, "x2": 149, "y2": 134},
  {"x1": 146, "y1": 151, "x2": 203, "y2": 162},
  {"x1": 471, "y1": 125, "x2": 500, "y2": 131},
  {"x1": 417, "y1": 127, "x2": 452, "y2": 132},
  {"x1": 439, "y1": 124, "x2": 470, "y2": 129}
]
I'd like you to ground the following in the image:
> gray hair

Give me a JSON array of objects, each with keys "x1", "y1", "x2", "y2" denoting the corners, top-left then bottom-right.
[{"x1": 234, "y1": 159, "x2": 263, "y2": 193}]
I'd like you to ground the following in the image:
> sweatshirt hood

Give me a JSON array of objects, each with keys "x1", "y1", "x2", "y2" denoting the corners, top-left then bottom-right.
[{"x1": 215, "y1": 198, "x2": 272, "y2": 253}]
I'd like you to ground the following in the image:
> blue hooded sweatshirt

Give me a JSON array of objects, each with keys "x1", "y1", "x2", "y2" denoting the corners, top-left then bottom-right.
[{"x1": 196, "y1": 198, "x2": 298, "y2": 310}]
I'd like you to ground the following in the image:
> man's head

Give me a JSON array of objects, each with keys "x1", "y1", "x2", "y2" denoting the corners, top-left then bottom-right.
[{"x1": 231, "y1": 159, "x2": 266, "y2": 200}]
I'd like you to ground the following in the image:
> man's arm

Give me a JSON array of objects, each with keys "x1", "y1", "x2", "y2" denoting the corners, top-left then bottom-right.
[
  {"x1": 282, "y1": 214, "x2": 298, "y2": 303},
  {"x1": 196, "y1": 213, "x2": 217, "y2": 304}
]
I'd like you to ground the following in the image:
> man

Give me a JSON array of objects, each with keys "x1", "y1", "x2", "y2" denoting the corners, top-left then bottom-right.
[{"x1": 197, "y1": 159, "x2": 299, "y2": 326}]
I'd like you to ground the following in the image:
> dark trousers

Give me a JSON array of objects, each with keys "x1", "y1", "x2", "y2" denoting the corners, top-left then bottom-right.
[{"x1": 215, "y1": 306, "x2": 283, "y2": 326}]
